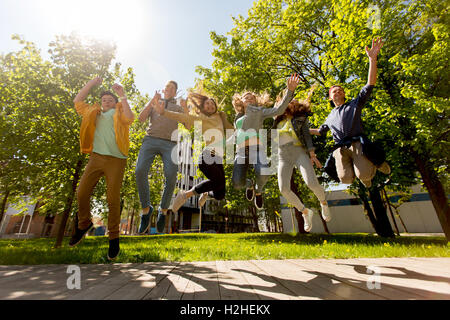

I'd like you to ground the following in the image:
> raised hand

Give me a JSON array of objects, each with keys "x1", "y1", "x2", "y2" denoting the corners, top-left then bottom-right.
[
  {"x1": 112, "y1": 83, "x2": 125, "y2": 97},
  {"x1": 89, "y1": 77, "x2": 102, "y2": 87},
  {"x1": 154, "y1": 98, "x2": 165, "y2": 115},
  {"x1": 365, "y1": 37, "x2": 384, "y2": 60},
  {"x1": 74, "y1": 77, "x2": 103, "y2": 104},
  {"x1": 310, "y1": 152, "x2": 322, "y2": 168},
  {"x1": 180, "y1": 98, "x2": 189, "y2": 113},
  {"x1": 150, "y1": 91, "x2": 162, "y2": 106},
  {"x1": 287, "y1": 73, "x2": 301, "y2": 92}
]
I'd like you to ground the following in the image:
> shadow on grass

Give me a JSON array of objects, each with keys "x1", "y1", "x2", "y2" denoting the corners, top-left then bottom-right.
[{"x1": 235, "y1": 233, "x2": 448, "y2": 246}]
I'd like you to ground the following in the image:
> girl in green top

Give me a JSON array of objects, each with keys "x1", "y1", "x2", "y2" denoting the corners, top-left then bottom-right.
[{"x1": 231, "y1": 74, "x2": 300, "y2": 210}]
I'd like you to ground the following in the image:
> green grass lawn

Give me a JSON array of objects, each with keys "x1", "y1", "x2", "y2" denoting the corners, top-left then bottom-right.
[{"x1": 0, "y1": 233, "x2": 448, "y2": 265}]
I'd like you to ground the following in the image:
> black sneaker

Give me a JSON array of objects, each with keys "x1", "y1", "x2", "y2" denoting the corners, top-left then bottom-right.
[
  {"x1": 138, "y1": 206, "x2": 153, "y2": 235},
  {"x1": 156, "y1": 209, "x2": 166, "y2": 233},
  {"x1": 254, "y1": 194, "x2": 264, "y2": 210},
  {"x1": 108, "y1": 238, "x2": 120, "y2": 261},
  {"x1": 69, "y1": 222, "x2": 93, "y2": 247},
  {"x1": 246, "y1": 187, "x2": 255, "y2": 201}
]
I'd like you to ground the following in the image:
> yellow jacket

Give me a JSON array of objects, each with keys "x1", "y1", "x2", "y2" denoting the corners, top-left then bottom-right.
[{"x1": 75, "y1": 101, "x2": 134, "y2": 156}]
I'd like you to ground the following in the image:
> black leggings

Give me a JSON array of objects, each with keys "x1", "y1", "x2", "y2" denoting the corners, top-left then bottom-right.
[{"x1": 194, "y1": 150, "x2": 226, "y2": 200}]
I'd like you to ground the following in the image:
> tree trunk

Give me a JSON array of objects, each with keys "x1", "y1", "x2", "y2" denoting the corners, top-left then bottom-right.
[
  {"x1": 129, "y1": 206, "x2": 135, "y2": 235},
  {"x1": 382, "y1": 188, "x2": 400, "y2": 236},
  {"x1": 125, "y1": 201, "x2": 130, "y2": 235},
  {"x1": 250, "y1": 206, "x2": 260, "y2": 232},
  {"x1": 357, "y1": 182, "x2": 395, "y2": 238},
  {"x1": 54, "y1": 159, "x2": 83, "y2": 248},
  {"x1": 368, "y1": 186, "x2": 395, "y2": 238},
  {"x1": 265, "y1": 212, "x2": 271, "y2": 232},
  {"x1": 413, "y1": 152, "x2": 450, "y2": 241},
  {"x1": 357, "y1": 184, "x2": 381, "y2": 234},
  {"x1": 0, "y1": 188, "x2": 10, "y2": 229},
  {"x1": 392, "y1": 205, "x2": 409, "y2": 233},
  {"x1": 319, "y1": 213, "x2": 331, "y2": 234}
]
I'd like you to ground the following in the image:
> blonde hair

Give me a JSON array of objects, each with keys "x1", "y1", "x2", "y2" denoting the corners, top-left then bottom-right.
[{"x1": 232, "y1": 91, "x2": 273, "y2": 114}]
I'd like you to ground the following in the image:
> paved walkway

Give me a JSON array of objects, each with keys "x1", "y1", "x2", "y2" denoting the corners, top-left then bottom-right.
[{"x1": 0, "y1": 258, "x2": 449, "y2": 300}]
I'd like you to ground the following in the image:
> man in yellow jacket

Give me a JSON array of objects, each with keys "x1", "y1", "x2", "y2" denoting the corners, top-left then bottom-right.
[{"x1": 69, "y1": 77, "x2": 135, "y2": 260}]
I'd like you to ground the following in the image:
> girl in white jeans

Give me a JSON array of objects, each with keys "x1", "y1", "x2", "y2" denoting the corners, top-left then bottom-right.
[{"x1": 274, "y1": 95, "x2": 331, "y2": 232}]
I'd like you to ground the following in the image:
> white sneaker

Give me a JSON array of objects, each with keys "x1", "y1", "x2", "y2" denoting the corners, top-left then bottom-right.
[
  {"x1": 198, "y1": 192, "x2": 209, "y2": 208},
  {"x1": 303, "y1": 208, "x2": 314, "y2": 232},
  {"x1": 172, "y1": 191, "x2": 188, "y2": 213},
  {"x1": 321, "y1": 203, "x2": 332, "y2": 222}
]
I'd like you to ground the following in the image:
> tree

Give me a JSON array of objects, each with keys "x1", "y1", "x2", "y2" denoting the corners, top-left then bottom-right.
[{"x1": 0, "y1": 33, "x2": 148, "y2": 246}]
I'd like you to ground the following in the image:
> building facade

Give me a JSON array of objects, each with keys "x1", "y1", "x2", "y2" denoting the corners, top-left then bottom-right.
[{"x1": 280, "y1": 185, "x2": 445, "y2": 234}]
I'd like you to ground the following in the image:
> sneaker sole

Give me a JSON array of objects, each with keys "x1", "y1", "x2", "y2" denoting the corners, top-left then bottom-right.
[
  {"x1": 68, "y1": 225, "x2": 93, "y2": 247},
  {"x1": 138, "y1": 225, "x2": 150, "y2": 235},
  {"x1": 304, "y1": 210, "x2": 313, "y2": 232},
  {"x1": 138, "y1": 221, "x2": 151, "y2": 235},
  {"x1": 107, "y1": 251, "x2": 120, "y2": 261},
  {"x1": 138, "y1": 208, "x2": 154, "y2": 235}
]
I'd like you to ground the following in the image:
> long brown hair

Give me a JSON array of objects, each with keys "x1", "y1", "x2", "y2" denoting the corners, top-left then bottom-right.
[
  {"x1": 188, "y1": 92, "x2": 218, "y2": 116},
  {"x1": 273, "y1": 85, "x2": 316, "y2": 127}
]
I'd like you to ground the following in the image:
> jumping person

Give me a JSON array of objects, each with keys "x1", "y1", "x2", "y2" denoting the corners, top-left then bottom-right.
[
  {"x1": 135, "y1": 81, "x2": 189, "y2": 234},
  {"x1": 153, "y1": 92, "x2": 234, "y2": 212},
  {"x1": 69, "y1": 77, "x2": 135, "y2": 260},
  {"x1": 231, "y1": 74, "x2": 301, "y2": 210},
  {"x1": 273, "y1": 89, "x2": 331, "y2": 232},
  {"x1": 310, "y1": 38, "x2": 390, "y2": 188}
]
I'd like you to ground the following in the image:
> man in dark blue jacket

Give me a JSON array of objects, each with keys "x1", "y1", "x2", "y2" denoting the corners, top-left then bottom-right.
[{"x1": 311, "y1": 38, "x2": 390, "y2": 187}]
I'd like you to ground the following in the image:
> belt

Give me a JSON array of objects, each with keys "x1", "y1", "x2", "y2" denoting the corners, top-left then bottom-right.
[{"x1": 335, "y1": 136, "x2": 363, "y2": 150}]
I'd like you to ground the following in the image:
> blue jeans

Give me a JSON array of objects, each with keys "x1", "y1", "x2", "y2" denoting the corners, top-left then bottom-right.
[
  {"x1": 135, "y1": 136, "x2": 178, "y2": 210},
  {"x1": 232, "y1": 145, "x2": 270, "y2": 193}
]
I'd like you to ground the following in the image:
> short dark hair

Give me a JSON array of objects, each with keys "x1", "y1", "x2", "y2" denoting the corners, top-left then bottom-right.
[
  {"x1": 167, "y1": 80, "x2": 178, "y2": 92},
  {"x1": 100, "y1": 91, "x2": 118, "y2": 103},
  {"x1": 329, "y1": 85, "x2": 344, "y2": 97}
]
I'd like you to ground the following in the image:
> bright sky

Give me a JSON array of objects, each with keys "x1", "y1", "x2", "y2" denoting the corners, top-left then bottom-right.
[{"x1": 0, "y1": 0, "x2": 255, "y2": 98}]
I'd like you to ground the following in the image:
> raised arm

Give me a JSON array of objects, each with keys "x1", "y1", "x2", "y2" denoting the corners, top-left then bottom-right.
[
  {"x1": 309, "y1": 128, "x2": 321, "y2": 136},
  {"x1": 112, "y1": 83, "x2": 135, "y2": 122},
  {"x1": 153, "y1": 99, "x2": 195, "y2": 129},
  {"x1": 73, "y1": 77, "x2": 102, "y2": 104},
  {"x1": 262, "y1": 74, "x2": 300, "y2": 118},
  {"x1": 139, "y1": 91, "x2": 161, "y2": 123},
  {"x1": 365, "y1": 37, "x2": 383, "y2": 86}
]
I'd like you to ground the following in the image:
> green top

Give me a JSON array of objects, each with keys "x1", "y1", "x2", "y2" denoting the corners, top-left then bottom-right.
[
  {"x1": 235, "y1": 116, "x2": 259, "y2": 145},
  {"x1": 93, "y1": 108, "x2": 127, "y2": 159},
  {"x1": 277, "y1": 119, "x2": 302, "y2": 146}
]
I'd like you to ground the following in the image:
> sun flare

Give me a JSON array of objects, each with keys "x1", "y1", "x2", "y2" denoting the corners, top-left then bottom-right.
[{"x1": 38, "y1": 0, "x2": 147, "y2": 49}]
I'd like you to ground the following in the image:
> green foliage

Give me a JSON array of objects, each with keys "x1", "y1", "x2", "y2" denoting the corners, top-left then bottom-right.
[{"x1": 0, "y1": 33, "x2": 154, "y2": 227}]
